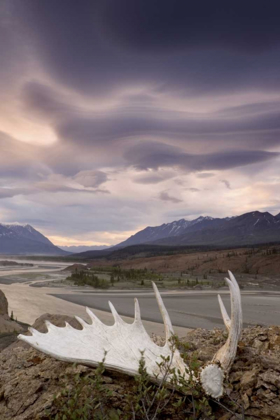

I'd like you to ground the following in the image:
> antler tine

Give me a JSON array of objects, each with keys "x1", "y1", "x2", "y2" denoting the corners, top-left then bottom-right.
[
  {"x1": 134, "y1": 298, "x2": 142, "y2": 323},
  {"x1": 228, "y1": 270, "x2": 242, "y2": 339},
  {"x1": 86, "y1": 307, "x2": 103, "y2": 325},
  {"x1": 109, "y1": 301, "x2": 126, "y2": 325},
  {"x1": 217, "y1": 294, "x2": 231, "y2": 332},
  {"x1": 28, "y1": 326, "x2": 44, "y2": 336},
  {"x1": 212, "y1": 273, "x2": 242, "y2": 372},
  {"x1": 45, "y1": 320, "x2": 61, "y2": 332},
  {"x1": 75, "y1": 316, "x2": 89, "y2": 329},
  {"x1": 152, "y1": 282, "x2": 174, "y2": 343}
]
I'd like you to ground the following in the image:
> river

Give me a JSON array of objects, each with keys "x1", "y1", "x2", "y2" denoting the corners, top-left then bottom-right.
[{"x1": 0, "y1": 259, "x2": 280, "y2": 335}]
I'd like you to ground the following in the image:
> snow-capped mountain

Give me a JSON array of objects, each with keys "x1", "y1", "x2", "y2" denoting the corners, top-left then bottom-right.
[
  {"x1": 116, "y1": 211, "x2": 280, "y2": 248},
  {"x1": 116, "y1": 218, "x2": 192, "y2": 247},
  {"x1": 0, "y1": 223, "x2": 67, "y2": 255}
]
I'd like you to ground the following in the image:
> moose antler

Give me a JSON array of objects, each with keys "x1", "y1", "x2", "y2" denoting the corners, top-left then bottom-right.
[{"x1": 18, "y1": 271, "x2": 242, "y2": 399}]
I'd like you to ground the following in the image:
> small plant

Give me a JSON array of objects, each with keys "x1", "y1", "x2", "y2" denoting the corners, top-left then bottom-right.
[
  {"x1": 122, "y1": 351, "x2": 172, "y2": 419},
  {"x1": 48, "y1": 354, "x2": 120, "y2": 420}
]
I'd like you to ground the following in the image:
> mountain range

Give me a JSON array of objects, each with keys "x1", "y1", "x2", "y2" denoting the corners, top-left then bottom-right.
[
  {"x1": 1, "y1": 211, "x2": 279, "y2": 256},
  {"x1": 116, "y1": 211, "x2": 280, "y2": 248},
  {"x1": 0, "y1": 224, "x2": 67, "y2": 256}
]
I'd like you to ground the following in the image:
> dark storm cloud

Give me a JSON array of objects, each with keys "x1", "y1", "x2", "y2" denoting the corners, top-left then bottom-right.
[
  {"x1": 124, "y1": 142, "x2": 279, "y2": 171},
  {"x1": 58, "y1": 106, "x2": 280, "y2": 146},
  {"x1": 13, "y1": 1, "x2": 280, "y2": 97},
  {"x1": 0, "y1": 2, "x2": 28, "y2": 86},
  {"x1": 22, "y1": 81, "x2": 280, "y2": 150},
  {"x1": 100, "y1": 1, "x2": 280, "y2": 53},
  {"x1": 14, "y1": 0, "x2": 147, "y2": 95}
]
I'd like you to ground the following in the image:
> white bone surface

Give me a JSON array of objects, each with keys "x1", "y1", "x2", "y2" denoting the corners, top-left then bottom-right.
[{"x1": 19, "y1": 283, "x2": 186, "y2": 380}]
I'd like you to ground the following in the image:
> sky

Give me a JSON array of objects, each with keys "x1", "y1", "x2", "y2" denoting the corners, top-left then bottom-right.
[{"x1": 0, "y1": 1, "x2": 280, "y2": 246}]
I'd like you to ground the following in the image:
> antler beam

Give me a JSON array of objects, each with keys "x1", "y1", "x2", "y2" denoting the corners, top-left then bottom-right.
[
  {"x1": 212, "y1": 270, "x2": 242, "y2": 371},
  {"x1": 200, "y1": 271, "x2": 242, "y2": 396}
]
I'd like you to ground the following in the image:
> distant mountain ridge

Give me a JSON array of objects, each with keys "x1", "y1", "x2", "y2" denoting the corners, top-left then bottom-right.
[
  {"x1": 60, "y1": 245, "x2": 109, "y2": 253},
  {"x1": 0, "y1": 223, "x2": 67, "y2": 255},
  {"x1": 116, "y1": 211, "x2": 280, "y2": 248}
]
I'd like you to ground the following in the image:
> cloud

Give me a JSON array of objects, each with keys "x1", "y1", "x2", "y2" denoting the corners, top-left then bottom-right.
[
  {"x1": 0, "y1": 1, "x2": 279, "y2": 244},
  {"x1": 196, "y1": 173, "x2": 215, "y2": 179},
  {"x1": 33, "y1": 173, "x2": 110, "y2": 194},
  {"x1": 0, "y1": 187, "x2": 35, "y2": 199},
  {"x1": 74, "y1": 170, "x2": 108, "y2": 188},
  {"x1": 186, "y1": 188, "x2": 200, "y2": 192},
  {"x1": 99, "y1": 1, "x2": 280, "y2": 53},
  {"x1": 133, "y1": 170, "x2": 175, "y2": 184},
  {"x1": 53, "y1": 101, "x2": 280, "y2": 147},
  {"x1": 0, "y1": 132, "x2": 49, "y2": 179},
  {"x1": 221, "y1": 180, "x2": 232, "y2": 190},
  {"x1": 0, "y1": 184, "x2": 109, "y2": 200},
  {"x1": 124, "y1": 141, "x2": 279, "y2": 172},
  {"x1": 21, "y1": 81, "x2": 71, "y2": 122},
  {"x1": 158, "y1": 192, "x2": 183, "y2": 204},
  {"x1": 35, "y1": 182, "x2": 109, "y2": 195},
  {"x1": 13, "y1": 1, "x2": 280, "y2": 99},
  {"x1": 20, "y1": 80, "x2": 280, "y2": 160}
]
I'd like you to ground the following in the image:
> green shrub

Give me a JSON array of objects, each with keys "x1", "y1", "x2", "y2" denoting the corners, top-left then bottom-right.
[{"x1": 67, "y1": 271, "x2": 109, "y2": 289}]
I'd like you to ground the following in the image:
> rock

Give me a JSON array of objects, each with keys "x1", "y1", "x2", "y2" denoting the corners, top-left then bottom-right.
[
  {"x1": 229, "y1": 371, "x2": 243, "y2": 384},
  {"x1": 241, "y1": 392, "x2": 250, "y2": 409},
  {"x1": 5, "y1": 313, "x2": 83, "y2": 353},
  {"x1": 0, "y1": 291, "x2": 24, "y2": 334},
  {"x1": 31, "y1": 313, "x2": 83, "y2": 333},
  {"x1": 0, "y1": 315, "x2": 23, "y2": 334},
  {"x1": 0, "y1": 289, "x2": 8, "y2": 315},
  {"x1": 0, "y1": 346, "x2": 133, "y2": 420},
  {"x1": 258, "y1": 370, "x2": 280, "y2": 389},
  {"x1": 13, "y1": 313, "x2": 83, "y2": 350},
  {"x1": 254, "y1": 338, "x2": 269, "y2": 351},
  {"x1": 219, "y1": 414, "x2": 231, "y2": 420},
  {"x1": 240, "y1": 369, "x2": 258, "y2": 390}
]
